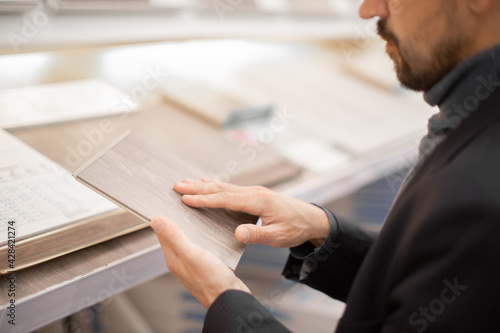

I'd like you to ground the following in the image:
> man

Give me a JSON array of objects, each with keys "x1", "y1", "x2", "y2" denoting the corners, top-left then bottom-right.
[{"x1": 150, "y1": 0, "x2": 500, "y2": 331}]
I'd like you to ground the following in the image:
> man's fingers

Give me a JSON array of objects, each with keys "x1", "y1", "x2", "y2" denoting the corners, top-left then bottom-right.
[
  {"x1": 235, "y1": 224, "x2": 279, "y2": 245},
  {"x1": 182, "y1": 192, "x2": 264, "y2": 216},
  {"x1": 174, "y1": 179, "x2": 244, "y2": 195}
]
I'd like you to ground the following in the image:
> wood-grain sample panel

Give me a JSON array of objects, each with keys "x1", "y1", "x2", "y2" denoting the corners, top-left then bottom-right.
[{"x1": 74, "y1": 132, "x2": 258, "y2": 269}]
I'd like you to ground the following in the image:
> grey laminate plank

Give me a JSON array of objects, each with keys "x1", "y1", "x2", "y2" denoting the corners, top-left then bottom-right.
[{"x1": 74, "y1": 132, "x2": 258, "y2": 269}]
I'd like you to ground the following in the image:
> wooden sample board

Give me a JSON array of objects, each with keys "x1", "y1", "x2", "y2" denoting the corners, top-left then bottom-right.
[{"x1": 74, "y1": 132, "x2": 258, "y2": 269}]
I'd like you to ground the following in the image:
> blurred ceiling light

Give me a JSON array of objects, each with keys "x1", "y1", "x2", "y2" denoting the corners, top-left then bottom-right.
[
  {"x1": 99, "y1": 40, "x2": 303, "y2": 86},
  {"x1": 0, "y1": 52, "x2": 52, "y2": 89}
]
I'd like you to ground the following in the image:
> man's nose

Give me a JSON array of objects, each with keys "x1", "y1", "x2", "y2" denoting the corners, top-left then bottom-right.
[{"x1": 359, "y1": 0, "x2": 390, "y2": 20}]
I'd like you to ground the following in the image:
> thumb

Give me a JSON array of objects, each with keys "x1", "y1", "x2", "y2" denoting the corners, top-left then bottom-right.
[
  {"x1": 235, "y1": 224, "x2": 276, "y2": 245},
  {"x1": 151, "y1": 216, "x2": 185, "y2": 251}
]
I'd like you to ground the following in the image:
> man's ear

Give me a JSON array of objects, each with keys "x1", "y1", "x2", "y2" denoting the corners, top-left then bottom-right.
[{"x1": 467, "y1": 0, "x2": 496, "y2": 14}]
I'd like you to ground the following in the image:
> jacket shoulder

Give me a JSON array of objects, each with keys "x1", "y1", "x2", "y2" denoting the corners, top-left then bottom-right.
[{"x1": 418, "y1": 120, "x2": 500, "y2": 209}]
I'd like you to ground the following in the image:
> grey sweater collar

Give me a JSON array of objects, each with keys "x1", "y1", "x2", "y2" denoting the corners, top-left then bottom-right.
[{"x1": 423, "y1": 44, "x2": 500, "y2": 138}]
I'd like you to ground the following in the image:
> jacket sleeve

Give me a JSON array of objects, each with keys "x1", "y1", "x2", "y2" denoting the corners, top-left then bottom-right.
[
  {"x1": 282, "y1": 205, "x2": 378, "y2": 302},
  {"x1": 203, "y1": 290, "x2": 291, "y2": 333},
  {"x1": 203, "y1": 206, "x2": 376, "y2": 332}
]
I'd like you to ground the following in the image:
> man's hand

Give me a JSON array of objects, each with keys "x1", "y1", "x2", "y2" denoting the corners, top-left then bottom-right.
[
  {"x1": 151, "y1": 216, "x2": 250, "y2": 309},
  {"x1": 174, "y1": 178, "x2": 331, "y2": 248}
]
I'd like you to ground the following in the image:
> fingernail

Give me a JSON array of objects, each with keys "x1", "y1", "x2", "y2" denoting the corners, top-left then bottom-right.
[
  {"x1": 239, "y1": 227, "x2": 250, "y2": 242},
  {"x1": 151, "y1": 218, "x2": 165, "y2": 233},
  {"x1": 183, "y1": 178, "x2": 195, "y2": 183}
]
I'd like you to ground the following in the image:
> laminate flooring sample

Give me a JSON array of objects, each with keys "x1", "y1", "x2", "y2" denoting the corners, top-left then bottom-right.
[{"x1": 74, "y1": 132, "x2": 258, "y2": 269}]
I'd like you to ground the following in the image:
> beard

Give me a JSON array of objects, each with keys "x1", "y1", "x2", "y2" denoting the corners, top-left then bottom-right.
[{"x1": 377, "y1": 19, "x2": 471, "y2": 92}]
